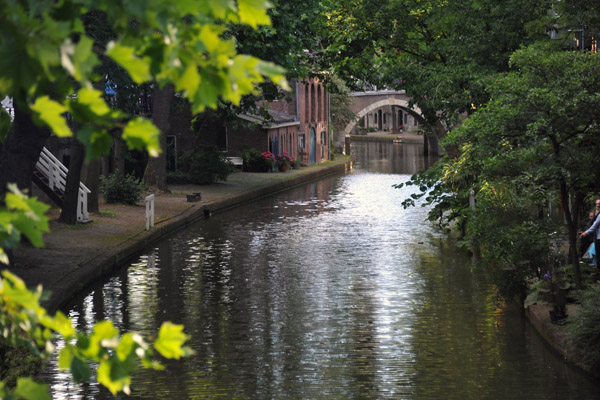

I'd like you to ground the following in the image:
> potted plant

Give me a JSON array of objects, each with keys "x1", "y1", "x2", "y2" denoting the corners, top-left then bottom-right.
[{"x1": 277, "y1": 152, "x2": 293, "y2": 172}]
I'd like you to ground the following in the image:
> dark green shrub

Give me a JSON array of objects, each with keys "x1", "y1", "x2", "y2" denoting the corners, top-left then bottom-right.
[
  {"x1": 100, "y1": 172, "x2": 145, "y2": 205},
  {"x1": 179, "y1": 147, "x2": 234, "y2": 184},
  {"x1": 166, "y1": 170, "x2": 189, "y2": 184},
  {"x1": 568, "y1": 286, "x2": 600, "y2": 369},
  {"x1": 241, "y1": 147, "x2": 273, "y2": 172}
]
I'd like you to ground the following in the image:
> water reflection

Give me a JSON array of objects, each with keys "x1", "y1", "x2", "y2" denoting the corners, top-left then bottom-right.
[
  {"x1": 44, "y1": 143, "x2": 600, "y2": 399},
  {"x1": 351, "y1": 140, "x2": 431, "y2": 174}
]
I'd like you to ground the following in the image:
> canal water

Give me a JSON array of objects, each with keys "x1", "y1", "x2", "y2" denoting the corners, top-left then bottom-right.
[{"x1": 45, "y1": 141, "x2": 600, "y2": 399}]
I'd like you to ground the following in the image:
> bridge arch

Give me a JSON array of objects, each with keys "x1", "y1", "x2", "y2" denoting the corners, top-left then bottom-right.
[{"x1": 344, "y1": 98, "x2": 425, "y2": 135}]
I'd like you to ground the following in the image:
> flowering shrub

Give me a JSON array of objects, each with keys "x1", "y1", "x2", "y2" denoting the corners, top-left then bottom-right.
[
  {"x1": 262, "y1": 151, "x2": 277, "y2": 165},
  {"x1": 277, "y1": 152, "x2": 293, "y2": 166},
  {"x1": 240, "y1": 148, "x2": 273, "y2": 172}
]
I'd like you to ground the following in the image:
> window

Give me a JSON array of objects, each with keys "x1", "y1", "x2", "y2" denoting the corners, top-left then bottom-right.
[
  {"x1": 299, "y1": 133, "x2": 306, "y2": 149},
  {"x1": 317, "y1": 85, "x2": 322, "y2": 122},
  {"x1": 321, "y1": 131, "x2": 326, "y2": 158},
  {"x1": 374, "y1": 113, "x2": 377, "y2": 124},
  {"x1": 311, "y1": 84, "x2": 316, "y2": 122},
  {"x1": 324, "y1": 92, "x2": 328, "y2": 122},
  {"x1": 305, "y1": 85, "x2": 309, "y2": 123}
]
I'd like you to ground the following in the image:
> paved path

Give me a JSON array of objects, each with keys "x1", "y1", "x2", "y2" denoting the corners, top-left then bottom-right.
[{"x1": 9, "y1": 157, "x2": 353, "y2": 312}]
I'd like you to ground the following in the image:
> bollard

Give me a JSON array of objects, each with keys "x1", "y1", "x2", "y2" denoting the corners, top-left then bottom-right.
[{"x1": 145, "y1": 194, "x2": 155, "y2": 230}]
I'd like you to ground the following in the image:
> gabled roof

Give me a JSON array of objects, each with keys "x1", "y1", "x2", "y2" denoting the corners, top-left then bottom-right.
[{"x1": 238, "y1": 108, "x2": 299, "y2": 129}]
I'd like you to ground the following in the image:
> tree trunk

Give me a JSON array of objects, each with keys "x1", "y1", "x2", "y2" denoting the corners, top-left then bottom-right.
[
  {"x1": 58, "y1": 137, "x2": 85, "y2": 224},
  {"x1": 143, "y1": 84, "x2": 174, "y2": 192},
  {"x1": 111, "y1": 129, "x2": 125, "y2": 178},
  {"x1": 0, "y1": 102, "x2": 50, "y2": 201},
  {"x1": 559, "y1": 178, "x2": 582, "y2": 290},
  {"x1": 83, "y1": 158, "x2": 101, "y2": 213}
]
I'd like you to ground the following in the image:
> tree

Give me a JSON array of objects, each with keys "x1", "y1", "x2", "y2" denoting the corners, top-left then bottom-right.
[
  {"x1": 0, "y1": 0, "x2": 288, "y2": 206},
  {"x1": 327, "y1": 75, "x2": 357, "y2": 150},
  {"x1": 442, "y1": 44, "x2": 600, "y2": 291},
  {"x1": 321, "y1": 0, "x2": 550, "y2": 137},
  {"x1": 142, "y1": 84, "x2": 174, "y2": 191},
  {"x1": 0, "y1": 0, "x2": 290, "y2": 396}
]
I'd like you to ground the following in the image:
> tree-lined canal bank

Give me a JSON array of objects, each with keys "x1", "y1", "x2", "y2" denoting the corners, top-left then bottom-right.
[{"x1": 42, "y1": 141, "x2": 600, "y2": 399}]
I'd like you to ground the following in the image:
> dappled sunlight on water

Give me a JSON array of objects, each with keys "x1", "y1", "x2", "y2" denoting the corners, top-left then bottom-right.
[{"x1": 43, "y1": 143, "x2": 600, "y2": 399}]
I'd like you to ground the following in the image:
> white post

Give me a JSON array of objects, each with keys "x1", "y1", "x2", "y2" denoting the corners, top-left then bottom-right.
[{"x1": 145, "y1": 194, "x2": 155, "y2": 230}]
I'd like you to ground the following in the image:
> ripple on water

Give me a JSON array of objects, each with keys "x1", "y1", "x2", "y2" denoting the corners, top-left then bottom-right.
[{"x1": 46, "y1": 156, "x2": 600, "y2": 399}]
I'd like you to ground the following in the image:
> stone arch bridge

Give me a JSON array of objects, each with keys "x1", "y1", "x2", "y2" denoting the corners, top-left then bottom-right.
[{"x1": 343, "y1": 90, "x2": 439, "y2": 154}]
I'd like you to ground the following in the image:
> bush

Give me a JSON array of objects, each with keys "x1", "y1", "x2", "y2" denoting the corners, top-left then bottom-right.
[
  {"x1": 166, "y1": 170, "x2": 189, "y2": 184},
  {"x1": 568, "y1": 286, "x2": 600, "y2": 370},
  {"x1": 100, "y1": 172, "x2": 145, "y2": 205},
  {"x1": 179, "y1": 147, "x2": 234, "y2": 184},
  {"x1": 241, "y1": 147, "x2": 273, "y2": 172},
  {"x1": 291, "y1": 158, "x2": 302, "y2": 169}
]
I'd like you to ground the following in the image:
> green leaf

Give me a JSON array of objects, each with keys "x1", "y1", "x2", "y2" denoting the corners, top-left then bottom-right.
[
  {"x1": 70, "y1": 36, "x2": 98, "y2": 81},
  {"x1": 174, "y1": 65, "x2": 200, "y2": 97},
  {"x1": 107, "y1": 42, "x2": 152, "y2": 84},
  {"x1": 204, "y1": 0, "x2": 236, "y2": 20},
  {"x1": 14, "y1": 378, "x2": 50, "y2": 400},
  {"x1": 116, "y1": 333, "x2": 136, "y2": 362},
  {"x1": 122, "y1": 118, "x2": 161, "y2": 157},
  {"x1": 198, "y1": 25, "x2": 224, "y2": 54},
  {"x1": 31, "y1": 96, "x2": 72, "y2": 137},
  {"x1": 97, "y1": 357, "x2": 131, "y2": 395},
  {"x1": 154, "y1": 322, "x2": 190, "y2": 360},
  {"x1": 41, "y1": 311, "x2": 75, "y2": 339},
  {"x1": 77, "y1": 125, "x2": 112, "y2": 161},
  {"x1": 255, "y1": 60, "x2": 289, "y2": 90},
  {"x1": 76, "y1": 87, "x2": 112, "y2": 117},
  {"x1": 71, "y1": 355, "x2": 91, "y2": 383},
  {"x1": 141, "y1": 358, "x2": 165, "y2": 370},
  {"x1": 238, "y1": 0, "x2": 272, "y2": 28},
  {"x1": 92, "y1": 320, "x2": 119, "y2": 342},
  {"x1": 190, "y1": 68, "x2": 225, "y2": 112},
  {"x1": 58, "y1": 346, "x2": 73, "y2": 370},
  {"x1": 5, "y1": 187, "x2": 50, "y2": 248},
  {"x1": 1, "y1": 277, "x2": 43, "y2": 312}
]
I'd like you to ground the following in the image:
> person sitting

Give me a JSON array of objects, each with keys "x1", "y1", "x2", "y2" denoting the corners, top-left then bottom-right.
[{"x1": 581, "y1": 203, "x2": 600, "y2": 269}]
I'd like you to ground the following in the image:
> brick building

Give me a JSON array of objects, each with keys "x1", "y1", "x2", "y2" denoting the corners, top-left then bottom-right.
[{"x1": 225, "y1": 77, "x2": 330, "y2": 165}]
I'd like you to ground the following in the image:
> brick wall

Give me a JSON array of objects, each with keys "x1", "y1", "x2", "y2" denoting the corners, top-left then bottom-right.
[{"x1": 226, "y1": 123, "x2": 268, "y2": 157}]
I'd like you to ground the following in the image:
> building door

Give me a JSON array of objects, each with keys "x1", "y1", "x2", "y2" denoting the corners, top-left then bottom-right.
[
  {"x1": 310, "y1": 128, "x2": 316, "y2": 164},
  {"x1": 270, "y1": 137, "x2": 280, "y2": 158}
]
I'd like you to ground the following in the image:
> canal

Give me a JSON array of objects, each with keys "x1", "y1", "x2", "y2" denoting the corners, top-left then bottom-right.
[{"x1": 45, "y1": 141, "x2": 600, "y2": 399}]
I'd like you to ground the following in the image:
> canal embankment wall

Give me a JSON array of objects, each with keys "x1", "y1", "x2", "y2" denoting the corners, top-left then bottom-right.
[{"x1": 10, "y1": 158, "x2": 353, "y2": 313}]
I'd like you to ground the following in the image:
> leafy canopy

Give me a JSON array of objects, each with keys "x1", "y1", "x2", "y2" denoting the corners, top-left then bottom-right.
[
  {"x1": 0, "y1": 0, "x2": 288, "y2": 160},
  {"x1": 321, "y1": 0, "x2": 550, "y2": 128}
]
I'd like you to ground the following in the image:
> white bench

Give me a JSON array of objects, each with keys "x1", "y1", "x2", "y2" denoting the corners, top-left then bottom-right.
[{"x1": 228, "y1": 157, "x2": 243, "y2": 170}]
